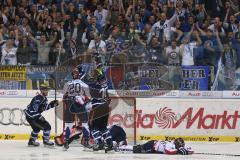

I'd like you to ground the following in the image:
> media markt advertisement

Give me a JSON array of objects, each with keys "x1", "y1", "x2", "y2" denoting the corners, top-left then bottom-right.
[
  {"x1": 135, "y1": 98, "x2": 240, "y2": 142},
  {"x1": 0, "y1": 66, "x2": 27, "y2": 81}
]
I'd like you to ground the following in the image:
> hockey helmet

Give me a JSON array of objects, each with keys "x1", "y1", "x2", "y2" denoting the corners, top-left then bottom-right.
[
  {"x1": 174, "y1": 138, "x2": 185, "y2": 149},
  {"x1": 40, "y1": 82, "x2": 50, "y2": 90},
  {"x1": 77, "y1": 64, "x2": 86, "y2": 79}
]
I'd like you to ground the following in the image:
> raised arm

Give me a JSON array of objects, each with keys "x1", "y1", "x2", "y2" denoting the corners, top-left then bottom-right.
[
  {"x1": 195, "y1": 22, "x2": 206, "y2": 36},
  {"x1": 28, "y1": 32, "x2": 38, "y2": 44},
  {"x1": 215, "y1": 30, "x2": 224, "y2": 52}
]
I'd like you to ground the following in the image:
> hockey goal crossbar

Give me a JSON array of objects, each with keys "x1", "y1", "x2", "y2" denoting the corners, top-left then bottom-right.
[{"x1": 195, "y1": 152, "x2": 240, "y2": 157}]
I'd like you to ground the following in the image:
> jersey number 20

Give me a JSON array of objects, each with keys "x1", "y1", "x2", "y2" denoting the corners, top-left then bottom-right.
[{"x1": 69, "y1": 83, "x2": 81, "y2": 94}]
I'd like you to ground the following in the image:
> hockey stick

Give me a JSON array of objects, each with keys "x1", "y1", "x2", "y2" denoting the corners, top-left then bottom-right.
[{"x1": 195, "y1": 152, "x2": 240, "y2": 157}]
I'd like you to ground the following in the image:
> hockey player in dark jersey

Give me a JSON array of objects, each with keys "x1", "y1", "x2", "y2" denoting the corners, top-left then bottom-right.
[
  {"x1": 58, "y1": 124, "x2": 127, "y2": 151},
  {"x1": 24, "y1": 83, "x2": 59, "y2": 147},
  {"x1": 87, "y1": 68, "x2": 114, "y2": 152}
]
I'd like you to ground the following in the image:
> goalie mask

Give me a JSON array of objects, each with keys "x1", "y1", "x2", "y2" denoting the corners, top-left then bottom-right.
[{"x1": 174, "y1": 138, "x2": 185, "y2": 149}]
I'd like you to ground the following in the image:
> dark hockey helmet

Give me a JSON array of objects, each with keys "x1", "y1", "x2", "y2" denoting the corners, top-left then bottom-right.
[
  {"x1": 174, "y1": 138, "x2": 185, "y2": 149},
  {"x1": 77, "y1": 64, "x2": 86, "y2": 79},
  {"x1": 97, "y1": 74, "x2": 107, "y2": 84}
]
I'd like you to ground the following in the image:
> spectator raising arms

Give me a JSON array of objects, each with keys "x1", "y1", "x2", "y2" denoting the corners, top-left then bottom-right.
[{"x1": 28, "y1": 32, "x2": 57, "y2": 65}]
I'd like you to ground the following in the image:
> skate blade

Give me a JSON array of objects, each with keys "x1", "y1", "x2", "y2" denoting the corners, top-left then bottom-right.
[
  {"x1": 83, "y1": 148, "x2": 93, "y2": 152},
  {"x1": 62, "y1": 147, "x2": 69, "y2": 151},
  {"x1": 93, "y1": 150, "x2": 106, "y2": 154},
  {"x1": 44, "y1": 145, "x2": 55, "y2": 149},
  {"x1": 28, "y1": 145, "x2": 40, "y2": 147},
  {"x1": 105, "y1": 150, "x2": 115, "y2": 154}
]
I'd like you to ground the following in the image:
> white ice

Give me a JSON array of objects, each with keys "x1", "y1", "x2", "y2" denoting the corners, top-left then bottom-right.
[{"x1": 1, "y1": 141, "x2": 240, "y2": 160}]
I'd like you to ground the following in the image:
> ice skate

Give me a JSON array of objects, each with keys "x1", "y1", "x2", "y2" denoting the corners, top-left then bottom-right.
[
  {"x1": 43, "y1": 140, "x2": 54, "y2": 148},
  {"x1": 63, "y1": 141, "x2": 69, "y2": 151},
  {"x1": 105, "y1": 142, "x2": 114, "y2": 153},
  {"x1": 93, "y1": 143, "x2": 104, "y2": 151},
  {"x1": 82, "y1": 140, "x2": 92, "y2": 149},
  {"x1": 28, "y1": 138, "x2": 40, "y2": 147}
]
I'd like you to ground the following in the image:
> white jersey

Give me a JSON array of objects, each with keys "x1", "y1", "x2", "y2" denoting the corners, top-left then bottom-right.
[
  {"x1": 1, "y1": 45, "x2": 17, "y2": 65},
  {"x1": 154, "y1": 140, "x2": 193, "y2": 154},
  {"x1": 153, "y1": 141, "x2": 176, "y2": 153},
  {"x1": 149, "y1": 13, "x2": 178, "y2": 42},
  {"x1": 94, "y1": 9, "x2": 108, "y2": 27},
  {"x1": 180, "y1": 42, "x2": 196, "y2": 66},
  {"x1": 63, "y1": 79, "x2": 91, "y2": 98},
  {"x1": 88, "y1": 40, "x2": 106, "y2": 54}
]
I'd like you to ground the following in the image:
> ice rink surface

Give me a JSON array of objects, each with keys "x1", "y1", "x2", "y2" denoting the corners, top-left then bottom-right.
[{"x1": 1, "y1": 141, "x2": 240, "y2": 160}]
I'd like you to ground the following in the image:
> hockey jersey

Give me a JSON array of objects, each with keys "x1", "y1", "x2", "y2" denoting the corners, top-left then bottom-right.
[
  {"x1": 153, "y1": 140, "x2": 193, "y2": 154},
  {"x1": 63, "y1": 79, "x2": 91, "y2": 98},
  {"x1": 24, "y1": 94, "x2": 55, "y2": 119},
  {"x1": 148, "y1": 13, "x2": 178, "y2": 42}
]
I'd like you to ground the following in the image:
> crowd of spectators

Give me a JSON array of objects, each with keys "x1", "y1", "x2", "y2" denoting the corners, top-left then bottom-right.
[{"x1": 0, "y1": 0, "x2": 239, "y2": 90}]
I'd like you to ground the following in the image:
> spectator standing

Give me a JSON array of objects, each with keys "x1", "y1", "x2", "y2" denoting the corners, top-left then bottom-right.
[
  {"x1": 94, "y1": 3, "x2": 109, "y2": 30},
  {"x1": 220, "y1": 40, "x2": 237, "y2": 90},
  {"x1": 179, "y1": 25, "x2": 202, "y2": 66},
  {"x1": 29, "y1": 32, "x2": 57, "y2": 65},
  {"x1": 17, "y1": 36, "x2": 32, "y2": 65},
  {"x1": 1, "y1": 38, "x2": 18, "y2": 65}
]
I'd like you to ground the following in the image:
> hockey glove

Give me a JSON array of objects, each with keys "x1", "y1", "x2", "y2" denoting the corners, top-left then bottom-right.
[
  {"x1": 49, "y1": 100, "x2": 59, "y2": 108},
  {"x1": 177, "y1": 147, "x2": 188, "y2": 155}
]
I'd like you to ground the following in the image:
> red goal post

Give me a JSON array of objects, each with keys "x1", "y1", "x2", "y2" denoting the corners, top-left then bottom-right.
[{"x1": 108, "y1": 96, "x2": 137, "y2": 145}]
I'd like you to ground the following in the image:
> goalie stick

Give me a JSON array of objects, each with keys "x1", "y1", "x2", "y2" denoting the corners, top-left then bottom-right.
[{"x1": 195, "y1": 152, "x2": 240, "y2": 157}]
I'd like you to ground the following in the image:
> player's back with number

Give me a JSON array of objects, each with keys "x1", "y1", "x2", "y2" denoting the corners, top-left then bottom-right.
[{"x1": 64, "y1": 79, "x2": 90, "y2": 97}]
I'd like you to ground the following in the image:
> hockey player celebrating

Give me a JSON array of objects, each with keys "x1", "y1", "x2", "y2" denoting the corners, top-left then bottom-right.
[
  {"x1": 87, "y1": 70, "x2": 114, "y2": 152},
  {"x1": 61, "y1": 68, "x2": 114, "y2": 152},
  {"x1": 62, "y1": 66, "x2": 92, "y2": 144},
  {"x1": 63, "y1": 66, "x2": 91, "y2": 115},
  {"x1": 132, "y1": 137, "x2": 194, "y2": 155},
  {"x1": 24, "y1": 83, "x2": 59, "y2": 147}
]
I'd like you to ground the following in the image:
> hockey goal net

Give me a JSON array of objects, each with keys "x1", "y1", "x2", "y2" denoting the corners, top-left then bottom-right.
[{"x1": 55, "y1": 96, "x2": 136, "y2": 145}]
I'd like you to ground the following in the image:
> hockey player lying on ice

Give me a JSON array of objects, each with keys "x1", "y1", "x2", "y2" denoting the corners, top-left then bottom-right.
[
  {"x1": 132, "y1": 137, "x2": 194, "y2": 155},
  {"x1": 56, "y1": 124, "x2": 193, "y2": 155},
  {"x1": 55, "y1": 124, "x2": 127, "y2": 150}
]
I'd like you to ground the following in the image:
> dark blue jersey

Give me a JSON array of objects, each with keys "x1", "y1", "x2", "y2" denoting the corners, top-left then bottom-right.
[
  {"x1": 81, "y1": 124, "x2": 126, "y2": 144},
  {"x1": 109, "y1": 125, "x2": 127, "y2": 143},
  {"x1": 24, "y1": 94, "x2": 54, "y2": 119},
  {"x1": 88, "y1": 81, "x2": 108, "y2": 99}
]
